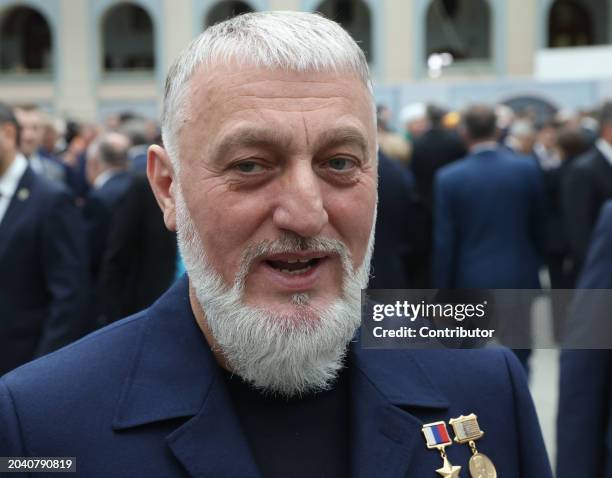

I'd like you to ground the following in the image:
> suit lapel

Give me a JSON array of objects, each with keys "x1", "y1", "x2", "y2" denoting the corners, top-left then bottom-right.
[
  {"x1": 0, "y1": 168, "x2": 35, "y2": 258},
  {"x1": 350, "y1": 344, "x2": 450, "y2": 478},
  {"x1": 112, "y1": 276, "x2": 260, "y2": 478},
  {"x1": 166, "y1": 373, "x2": 261, "y2": 478}
]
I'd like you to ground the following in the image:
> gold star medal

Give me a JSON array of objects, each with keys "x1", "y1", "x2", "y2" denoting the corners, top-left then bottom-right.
[
  {"x1": 422, "y1": 421, "x2": 462, "y2": 477},
  {"x1": 449, "y1": 414, "x2": 497, "y2": 478}
]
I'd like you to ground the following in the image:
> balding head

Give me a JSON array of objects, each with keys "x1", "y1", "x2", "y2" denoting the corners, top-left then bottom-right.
[
  {"x1": 86, "y1": 131, "x2": 131, "y2": 186},
  {"x1": 97, "y1": 131, "x2": 131, "y2": 168}
]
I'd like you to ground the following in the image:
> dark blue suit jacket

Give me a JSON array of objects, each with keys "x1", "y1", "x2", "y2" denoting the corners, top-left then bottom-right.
[
  {"x1": 433, "y1": 148, "x2": 546, "y2": 288},
  {"x1": 0, "y1": 276, "x2": 552, "y2": 477},
  {"x1": 558, "y1": 200, "x2": 612, "y2": 478},
  {"x1": 370, "y1": 153, "x2": 420, "y2": 289},
  {"x1": 83, "y1": 171, "x2": 133, "y2": 278},
  {"x1": 0, "y1": 167, "x2": 88, "y2": 375}
]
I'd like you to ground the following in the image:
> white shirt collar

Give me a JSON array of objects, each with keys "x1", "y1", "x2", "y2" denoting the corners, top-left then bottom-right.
[
  {"x1": 0, "y1": 153, "x2": 28, "y2": 200},
  {"x1": 596, "y1": 138, "x2": 612, "y2": 167},
  {"x1": 534, "y1": 142, "x2": 561, "y2": 170},
  {"x1": 470, "y1": 141, "x2": 499, "y2": 154},
  {"x1": 93, "y1": 169, "x2": 120, "y2": 189}
]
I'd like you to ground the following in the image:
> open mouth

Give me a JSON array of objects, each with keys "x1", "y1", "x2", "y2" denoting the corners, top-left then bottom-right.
[{"x1": 265, "y1": 257, "x2": 323, "y2": 275}]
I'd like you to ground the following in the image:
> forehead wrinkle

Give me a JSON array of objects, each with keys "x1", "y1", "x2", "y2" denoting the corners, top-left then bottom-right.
[{"x1": 217, "y1": 95, "x2": 352, "y2": 112}]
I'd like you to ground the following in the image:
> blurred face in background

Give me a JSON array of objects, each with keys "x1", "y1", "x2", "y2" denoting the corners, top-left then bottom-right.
[
  {"x1": 15, "y1": 108, "x2": 43, "y2": 157},
  {"x1": 537, "y1": 125, "x2": 558, "y2": 150},
  {"x1": 42, "y1": 123, "x2": 59, "y2": 154}
]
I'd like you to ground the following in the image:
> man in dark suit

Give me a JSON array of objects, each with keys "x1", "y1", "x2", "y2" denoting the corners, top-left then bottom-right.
[
  {"x1": 82, "y1": 132, "x2": 133, "y2": 327},
  {"x1": 557, "y1": 200, "x2": 612, "y2": 478},
  {"x1": 562, "y1": 101, "x2": 612, "y2": 270},
  {"x1": 98, "y1": 173, "x2": 177, "y2": 325},
  {"x1": 369, "y1": 151, "x2": 429, "y2": 289},
  {"x1": 83, "y1": 132, "x2": 133, "y2": 279},
  {"x1": 433, "y1": 105, "x2": 547, "y2": 368},
  {"x1": 0, "y1": 102, "x2": 88, "y2": 375},
  {"x1": 433, "y1": 105, "x2": 546, "y2": 289},
  {"x1": 408, "y1": 105, "x2": 466, "y2": 288},
  {"x1": 0, "y1": 13, "x2": 552, "y2": 477},
  {"x1": 410, "y1": 104, "x2": 467, "y2": 209}
]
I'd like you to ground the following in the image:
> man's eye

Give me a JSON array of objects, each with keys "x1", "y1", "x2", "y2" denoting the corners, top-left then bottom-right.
[
  {"x1": 235, "y1": 161, "x2": 262, "y2": 173},
  {"x1": 328, "y1": 157, "x2": 355, "y2": 171}
]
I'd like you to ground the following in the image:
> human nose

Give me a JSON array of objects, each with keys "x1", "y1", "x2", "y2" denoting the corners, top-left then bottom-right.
[{"x1": 272, "y1": 163, "x2": 328, "y2": 238}]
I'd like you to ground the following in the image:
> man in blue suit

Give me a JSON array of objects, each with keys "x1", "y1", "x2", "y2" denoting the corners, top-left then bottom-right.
[
  {"x1": 0, "y1": 13, "x2": 552, "y2": 477},
  {"x1": 0, "y1": 102, "x2": 88, "y2": 375},
  {"x1": 432, "y1": 106, "x2": 547, "y2": 366},
  {"x1": 557, "y1": 200, "x2": 612, "y2": 478},
  {"x1": 433, "y1": 105, "x2": 546, "y2": 290}
]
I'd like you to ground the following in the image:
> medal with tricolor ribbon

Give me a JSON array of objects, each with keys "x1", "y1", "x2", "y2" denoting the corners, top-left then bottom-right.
[
  {"x1": 449, "y1": 414, "x2": 497, "y2": 478},
  {"x1": 421, "y1": 421, "x2": 462, "y2": 477}
]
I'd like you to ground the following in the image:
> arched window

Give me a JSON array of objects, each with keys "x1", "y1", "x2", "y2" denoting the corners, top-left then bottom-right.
[
  {"x1": 315, "y1": 0, "x2": 373, "y2": 63},
  {"x1": 205, "y1": 1, "x2": 254, "y2": 28},
  {"x1": 425, "y1": 0, "x2": 491, "y2": 68},
  {"x1": 0, "y1": 6, "x2": 52, "y2": 73},
  {"x1": 503, "y1": 96, "x2": 558, "y2": 126},
  {"x1": 102, "y1": 3, "x2": 154, "y2": 72},
  {"x1": 548, "y1": 0, "x2": 608, "y2": 47}
]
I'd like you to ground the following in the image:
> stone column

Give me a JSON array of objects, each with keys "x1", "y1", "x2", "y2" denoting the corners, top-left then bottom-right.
[{"x1": 55, "y1": 0, "x2": 96, "y2": 121}]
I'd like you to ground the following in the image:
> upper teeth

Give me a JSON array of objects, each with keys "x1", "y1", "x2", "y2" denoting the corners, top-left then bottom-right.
[
  {"x1": 280, "y1": 265, "x2": 313, "y2": 275},
  {"x1": 287, "y1": 259, "x2": 311, "y2": 263}
]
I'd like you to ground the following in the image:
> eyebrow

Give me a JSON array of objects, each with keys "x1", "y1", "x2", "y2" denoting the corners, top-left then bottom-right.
[
  {"x1": 209, "y1": 124, "x2": 371, "y2": 165},
  {"x1": 312, "y1": 126, "x2": 370, "y2": 160},
  {"x1": 209, "y1": 127, "x2": 293, "y2": 165}
]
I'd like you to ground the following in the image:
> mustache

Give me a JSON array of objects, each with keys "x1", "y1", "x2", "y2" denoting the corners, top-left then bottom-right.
[{"x1": 234, "y1": 233, "x2": 354, "y2": 290}]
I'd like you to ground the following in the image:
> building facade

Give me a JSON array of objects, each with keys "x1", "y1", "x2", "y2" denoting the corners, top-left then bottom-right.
[{"x1": 0, "y1": 0, "x2": 611, "y2": 121}]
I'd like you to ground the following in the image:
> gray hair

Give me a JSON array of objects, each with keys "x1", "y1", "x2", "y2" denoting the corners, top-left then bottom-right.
[{"x1": 161, "y1": 10, "x2": 373, "y2": 167}]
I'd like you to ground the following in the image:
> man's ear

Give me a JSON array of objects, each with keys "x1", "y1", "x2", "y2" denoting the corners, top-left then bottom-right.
[{"x1": 147, "y1": 144, "x2": 177, "y2": 232}]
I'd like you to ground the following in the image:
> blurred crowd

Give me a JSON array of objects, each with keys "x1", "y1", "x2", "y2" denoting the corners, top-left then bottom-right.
[
  {"x1": 2, "y1": 98, "x2": 612, "y2": 374},
  {"x1": 0, "y1": 103, "x2": 177, "y2": 376},
  {"x1": 373, "y1": 99, "x2": 607, "y2": 300}
]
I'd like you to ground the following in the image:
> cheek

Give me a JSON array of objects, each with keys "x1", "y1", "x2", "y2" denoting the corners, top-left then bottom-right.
[
  {"x1": 187, "y1": 187, "x2": 272, "y2": 282},
  {"x1": 324, "y1": 182, "x2": 376, "y2": 264}
]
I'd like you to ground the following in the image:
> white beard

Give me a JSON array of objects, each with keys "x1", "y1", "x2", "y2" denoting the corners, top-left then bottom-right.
[{"x1": 175, "y1": 186, "x2": 375, "y2": 397}]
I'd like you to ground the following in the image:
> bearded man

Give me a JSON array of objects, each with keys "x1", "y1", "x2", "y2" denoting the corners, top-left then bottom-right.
[{"x1": 0, "y1": 12, "x2": 552, "y2": 477}]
